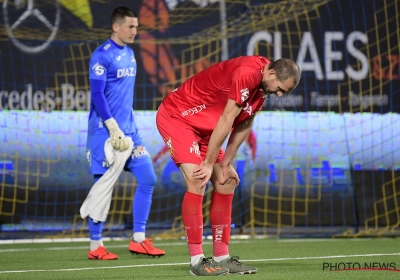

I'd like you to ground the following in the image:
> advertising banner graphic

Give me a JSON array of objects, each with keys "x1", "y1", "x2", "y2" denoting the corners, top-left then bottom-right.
[
  {"x1": 1, "y1": 111, "x2": 399, "y2": 190},
  {"x1": 0, "y1": 0, "x2": 399, "y2": 112}
]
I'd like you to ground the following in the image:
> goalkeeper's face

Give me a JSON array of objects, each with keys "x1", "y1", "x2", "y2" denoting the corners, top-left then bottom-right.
[{"x1": 113, "y1": 16, "x2": 138, "y2": 45}]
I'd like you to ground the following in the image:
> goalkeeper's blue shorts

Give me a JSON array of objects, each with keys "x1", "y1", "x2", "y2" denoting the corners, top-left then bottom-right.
[{"x1": 86, "y1": 132, "x2": 153, "y2": 175}]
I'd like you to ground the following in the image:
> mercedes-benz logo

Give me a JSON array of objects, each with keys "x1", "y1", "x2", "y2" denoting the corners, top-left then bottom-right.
[{"x1": 3, "y1": 0, "x2": 60, "y2": 54}]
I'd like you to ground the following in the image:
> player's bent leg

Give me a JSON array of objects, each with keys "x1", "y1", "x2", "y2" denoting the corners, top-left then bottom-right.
[
  {"x1": 209, "y1": 164, "x2": 237, "y2": 256},
  {"x1": 210, "y1": 163, "x2": 238, "y2": 195},
  {"x1": 209, "y1": 164, "x2": 256, "y2": 273},
  {"x1": 180, "y1": 163, "x2": 208, "y2": 195},
  {"x1": 180, "y1": 163, "x2": 219, "y2": 275}
]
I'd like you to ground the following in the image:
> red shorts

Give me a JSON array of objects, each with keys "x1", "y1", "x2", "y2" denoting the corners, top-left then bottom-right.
[{"x1": 156, "y1": 103, "x2": 224, "y2": 167}]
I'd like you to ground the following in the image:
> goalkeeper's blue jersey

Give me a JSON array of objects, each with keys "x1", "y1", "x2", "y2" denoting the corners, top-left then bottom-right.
[{"x1": 88, "y1": 39, "x2": 137, "y2": 135}]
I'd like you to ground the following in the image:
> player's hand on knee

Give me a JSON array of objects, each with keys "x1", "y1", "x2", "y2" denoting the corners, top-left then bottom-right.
[
  {"x1": 104, "y1": 118, "x2": 130, "y2": 152},
  {"x1": 220, "y1": 163, "x2": 240, "y2": 186},
  {"x1": 193, "y1": 161, "x2": 213, "y2": 188}
]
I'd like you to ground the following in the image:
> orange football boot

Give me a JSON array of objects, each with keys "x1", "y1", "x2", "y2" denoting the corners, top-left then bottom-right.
[
  {"x1": 88, "y1": 246, "x2": 118, "y2": 260},
  {"x1": 128, "y1": 238, "x2": 165, "y2": 257}
]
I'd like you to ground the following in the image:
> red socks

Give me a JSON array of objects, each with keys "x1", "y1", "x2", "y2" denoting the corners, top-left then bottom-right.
[
  {"x1": 210, "y1": 191, "x2": 233, "y2": 257},
  {"x1": 182, "y1": 191, "x2": 204, "y2": 257},
  {"x1": 182, "y1": 191, "x2": 233, "y2": 257}
]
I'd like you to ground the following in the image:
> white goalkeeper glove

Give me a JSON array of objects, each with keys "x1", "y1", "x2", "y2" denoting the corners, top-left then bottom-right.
[{"x1": 104, "y1": 118, "x2": 130, "y2": 152}]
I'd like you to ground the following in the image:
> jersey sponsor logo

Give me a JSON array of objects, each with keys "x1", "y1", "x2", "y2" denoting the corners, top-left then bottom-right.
[
  {"x1": 92, "y1": 63, "x2": 105, "y2": 76},
  {"x1": 130, "y1": 145, "x2": 150, "y2": 159},
  {"x1": 117, "y1": 67, "x2": 136, "y2": 78},
  {"x1": 240, "y1": 88, "x2": 250, "y2": 102},
  {"x1": 103, "y1": 44, "x2": 111, "y2": 50},
  {"x1": 102, "y1": 158, "x2": 111, "y2": 168},
  {"x1": 243, "y1": 103, "x2": 253, "y2": 115},
  {"x1": 181, "y1": 104, "x2": 206, "y2": 117},
  {"x1": 190, "y1": 142, "x2": 200, "y2": 156}
]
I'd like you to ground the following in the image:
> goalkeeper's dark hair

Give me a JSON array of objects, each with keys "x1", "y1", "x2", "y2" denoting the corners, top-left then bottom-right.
[
  {"x1": 269, "y1": 58, "x2": 301, "y2": 87},
  {"x1": 111, "y1": 6, "x2": 137, "y2": 25}
]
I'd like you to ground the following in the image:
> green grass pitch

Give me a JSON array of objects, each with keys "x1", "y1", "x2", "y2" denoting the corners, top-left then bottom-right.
[{"x1": 0, "y1": 238, "x2": 399, "y2": 279}]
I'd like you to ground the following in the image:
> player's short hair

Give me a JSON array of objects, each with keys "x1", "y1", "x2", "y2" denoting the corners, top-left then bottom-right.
[
  {"x1": 269, "y1": 58, "x2": 301, "y2": 87},
  {"x1": 111, "y1": 6, "x2": 137, "y2": 25}
]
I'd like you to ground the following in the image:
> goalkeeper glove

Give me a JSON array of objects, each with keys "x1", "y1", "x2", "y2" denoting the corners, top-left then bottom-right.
[{"x1": 104, "y1": 118, "x2": 130, "y2": 152}]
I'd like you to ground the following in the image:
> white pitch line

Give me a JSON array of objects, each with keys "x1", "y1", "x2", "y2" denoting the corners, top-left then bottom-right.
[
  {"x1": 246, "y1": 252, "x2": 400, "y2": 262},
  {"x1": 0, "y1": 242, "x2": 186, "y2": 253},
  {"x1": 278, "y1": 238, "x2": 388, "y2": 242},
  {"x1": 0, "y1": 236, "x2": 393, "y2": 245},
  {"x1": 0, "y1": 253, "x2": 400, "y2": 274},
  {"x1": 0, "y1": 235, "x2": 259, "y2": 245},
  {"x1": 0, "y1": 262, "x2": 189, "y2": 274},
  {"x1": 0, "y1": 240, "x2": 253, "y2": 253},
  {"x1": 278, "y1": 239, "x2": 340, "y2": 242}
]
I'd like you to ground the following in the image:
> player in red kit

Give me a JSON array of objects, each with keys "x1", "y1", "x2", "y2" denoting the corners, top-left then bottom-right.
[{"x1": 156, "y1": 56, "x2": 301, "y2": 276}]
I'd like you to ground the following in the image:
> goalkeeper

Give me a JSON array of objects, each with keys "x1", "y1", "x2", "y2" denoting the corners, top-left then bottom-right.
[{"x1": 85, "y1": 6, "x2": 165, "y2": 260}]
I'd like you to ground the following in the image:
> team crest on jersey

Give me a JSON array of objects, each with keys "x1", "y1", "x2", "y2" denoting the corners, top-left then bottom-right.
[
  {"x1": 165, "y1": 137, "x2": 174, "y2": 156},
  {"x1": 240, "y1": 88, "x2": 249, "y2": 102},
  {"x1": 190, "y1": 142, "x2": 200, "y2": 156},
  {"x1": 92, "y1": 63, "x2": 105, "y2": 76}
]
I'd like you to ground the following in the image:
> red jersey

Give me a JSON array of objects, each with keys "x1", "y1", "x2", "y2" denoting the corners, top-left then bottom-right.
[{"x1": 161, "y1": 56, "x2": 270, "y2": 136}]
